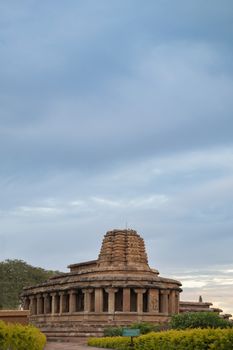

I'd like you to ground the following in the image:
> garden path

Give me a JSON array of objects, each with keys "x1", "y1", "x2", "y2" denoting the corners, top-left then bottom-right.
[{"x1": 45, "y1": 341, "x2": 106, "y2": 350}]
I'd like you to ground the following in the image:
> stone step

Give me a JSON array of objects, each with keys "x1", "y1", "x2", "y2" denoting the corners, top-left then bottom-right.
[
  {"x1": 43, "y1": 326, "x2": 104, "y2": 339},
  {"x1": 41, "y1": 328, "x2": 103, "y2": 333},
  {"x1": 45, "y1": 333, "x2": 101, "y2": 342},
  {"x1": 36, "y1": 320, "x2": 135, "y2": 340}
]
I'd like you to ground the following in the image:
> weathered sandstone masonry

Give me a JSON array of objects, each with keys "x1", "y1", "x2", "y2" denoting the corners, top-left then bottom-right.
[
  {"x1": 0, "y1": 310, "x2": 29, "y2": 325},
  {"x1": 22, "y1": 229, "x2": 182, "y2": 340}
]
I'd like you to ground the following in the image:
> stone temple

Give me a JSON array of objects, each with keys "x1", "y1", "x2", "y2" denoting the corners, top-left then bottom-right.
[{"x1": 22, "y1": 229, "x2": 229, "y2": 340}]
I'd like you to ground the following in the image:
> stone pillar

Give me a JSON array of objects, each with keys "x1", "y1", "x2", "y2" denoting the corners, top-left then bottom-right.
[
  {"x1": 33, "y1": 296, "x2": 37, "y2": 315},
  {"x1": 168, "y1": 290, "x2": 176, "y2": 314},
  {"x1": 123, "y1": 288, "x2": 131, "y2": 312},
  {"x1": 134, "y1": 289, "x2": 146, "y2": 313},
  {"x1": 175, "y1": 291, "x2": 180, "y2": 313},
  {"x1": 83, "y1": 289, "x2": 93, "y2": 313},
  {"x1": 28, "y1": 297, "x2": 32, "y2": 313},
  {"x1": 160, "y1": 290, "x2": 169, "y2": 314},
  {"x1": 43, "y1": 293, "x2": 51, "y2": 314},
  {"x1": 36, "y1": 295, "x2": 40, "y2": 315},
  {"x1": 68, "y1": 290, "x2": 77, "y2": 313},
  {"x1": 59, "y1": 292, "x2": 69, "y2": 313},
  {"x1": 59, "y1": 291, "x2": 65, "y2": 314},
  {"x1": 36, "y1": 294, "x2": 43, "y2": 315},
  {"x1": 51, "y1": 293, "x2": 57, "y2": 315},
  {"x1": 94, "y1": 288, "x2": 103, "y2": 313},
  {"x1": 148, "y1": 289, "x2": 159, "y2": 313},
  {"x1": 105, "y1": 288, "x2": 118, "y2": 313},
  {"x1": 29, "y1": 296, "x2": 36, "y2": 315}
]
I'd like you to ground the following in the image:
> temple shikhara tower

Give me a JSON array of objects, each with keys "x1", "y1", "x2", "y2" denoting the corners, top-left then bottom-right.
[{"x1": 21, "y1": 229, "x2": 181, "y2": 339}]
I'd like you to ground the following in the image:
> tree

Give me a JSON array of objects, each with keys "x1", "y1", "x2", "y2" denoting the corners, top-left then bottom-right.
[{"x1": 0, "y1": 259, "x2": 60, "y2": 309}]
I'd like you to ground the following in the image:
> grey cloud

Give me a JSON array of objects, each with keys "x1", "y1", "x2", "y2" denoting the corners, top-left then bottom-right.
[
  {"x1": 1, "y1": 9, "x2": 233, "y2": 178},
  {"x1": 170, "y1": 265, "x2": 233, "y2": 315},
  {"x1": 0, "y1": 0, "x2": 233, "y2": 315},
  {"x1": 1, "y1": 147, "x2": 233, "y2": 270}
]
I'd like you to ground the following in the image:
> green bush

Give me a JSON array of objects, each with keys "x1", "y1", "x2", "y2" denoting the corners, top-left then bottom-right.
[
  {"x1": 104, "y1": 326, "x2": 124, "y2": 337},
  {"x1": 0, "y1": 321, "x2": 46, "y2": 350},
  {"x1": 0, "y1": 321, "x2": 10, "y2": 350},
  {"x1": 88, "y1": 328, "x2": 233, "y2": 350},
  {"x1": 103, "y1": 322, "x2": 165, "y2": 337},
  {"x1": 130, "y1": 322, "x2": 162, "y2": 334},
  {"x1": 170, "y1": 312, "x2": 233, "y2": 330},
  {"x1": 88, "y1": 336, "x2": 131, "y2": 349}
]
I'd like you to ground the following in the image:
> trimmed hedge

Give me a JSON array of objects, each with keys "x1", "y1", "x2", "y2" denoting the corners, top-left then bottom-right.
[
  {"x1": 88, "y1": 336, "x2": 131, "y2": 350},
  {"x1": 0, "y1": 321, "x2": 46, "y2": 350},
  {"x1": 88, "y1": 328, "x2": 233, "y2": 350}
]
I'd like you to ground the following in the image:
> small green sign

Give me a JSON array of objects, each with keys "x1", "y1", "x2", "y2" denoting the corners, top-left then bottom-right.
[{"x1": 122, "y1": 328, "x2": 140, "y2": 337}]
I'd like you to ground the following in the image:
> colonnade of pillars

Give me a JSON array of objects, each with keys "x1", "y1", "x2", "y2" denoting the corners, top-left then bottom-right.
[{"x1": 24, "y1": 287, "x2": 179, "y2": 316}]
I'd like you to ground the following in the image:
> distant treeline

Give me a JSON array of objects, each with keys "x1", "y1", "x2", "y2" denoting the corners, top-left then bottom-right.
[{"x1": 0, "y1": 259, "x2": 60, "y2": 309}]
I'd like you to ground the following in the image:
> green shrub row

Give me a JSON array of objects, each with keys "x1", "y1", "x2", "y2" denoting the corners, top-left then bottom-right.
[
  {"x1": 0, "y1": 321, "x2": 46, "y2": 350},
  {"x1": 170, "y1": 312, "x2": 233, "y2": 330},
  {"x1": 88, "y1": 328, "x2": 233, "y2": 350},
  {"x1": 103, "y1": 313, "x2": 232, "y2": 337},
  {"x1": 103, "y1": 322, "x2": 165, "y2": 337}
]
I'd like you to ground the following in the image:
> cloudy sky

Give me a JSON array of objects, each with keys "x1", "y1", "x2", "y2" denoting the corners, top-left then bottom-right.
[{"x1": 1, "y1": 1, "x2": 233, "y2": 315}]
